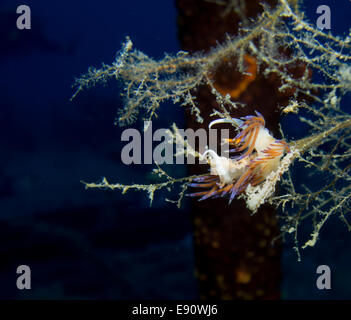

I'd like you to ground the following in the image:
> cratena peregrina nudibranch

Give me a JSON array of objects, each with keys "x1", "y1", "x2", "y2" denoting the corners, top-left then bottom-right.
[{"x1": 188, "y1": 111, "x2": 292, "y2": 211}]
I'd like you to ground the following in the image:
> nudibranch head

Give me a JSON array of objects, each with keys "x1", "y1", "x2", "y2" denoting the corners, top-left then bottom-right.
[{"x1": 188, "y1": 111, "x2": 290, "y2": 203}]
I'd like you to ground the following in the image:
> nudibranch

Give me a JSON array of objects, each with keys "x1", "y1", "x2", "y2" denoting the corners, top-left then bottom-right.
[{"x1": 188, "y1": 111, "x2": 290, "y2": 203}]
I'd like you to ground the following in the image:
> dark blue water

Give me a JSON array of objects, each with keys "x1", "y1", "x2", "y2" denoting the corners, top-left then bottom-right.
[{"x1": 0, "y1": 0, "x2": 351, "y2": 299}]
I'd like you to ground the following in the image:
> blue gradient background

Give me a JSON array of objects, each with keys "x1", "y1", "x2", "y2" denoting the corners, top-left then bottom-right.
[{"x1": 0, "y1": 0, "x2": 351, "y2": 299}]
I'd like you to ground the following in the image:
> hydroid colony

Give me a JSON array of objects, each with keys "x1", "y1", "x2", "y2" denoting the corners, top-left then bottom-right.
[{"x1": 73, "y1": 0, "x2": 351, "y2": 258}]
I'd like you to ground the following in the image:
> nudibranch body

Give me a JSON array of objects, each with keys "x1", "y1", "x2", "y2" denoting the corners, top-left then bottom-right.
[{"x1": 189, "y1": 111, "x2": 290, "y2": 203}]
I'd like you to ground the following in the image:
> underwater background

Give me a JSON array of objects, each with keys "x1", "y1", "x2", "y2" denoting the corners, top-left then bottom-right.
[{"x1": 1, "y1": 0, "x2": 351, "y2": 299}]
